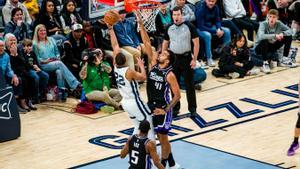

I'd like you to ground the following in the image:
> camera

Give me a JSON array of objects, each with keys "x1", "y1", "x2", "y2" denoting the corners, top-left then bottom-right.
[{"x1": 82, "y1": 48, "x2": 103, "y2": 64}]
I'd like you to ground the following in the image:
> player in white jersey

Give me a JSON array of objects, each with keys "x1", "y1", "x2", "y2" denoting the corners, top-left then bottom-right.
[{"x1": 108, "y1": 24, "x2": 155, "y2": 141}]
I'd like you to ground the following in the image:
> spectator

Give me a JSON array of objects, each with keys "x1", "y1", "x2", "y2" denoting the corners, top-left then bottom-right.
[
  {"x1": 2, "y1": 0, "x2": 32, "y2": 25},
  {"x1": 155, "y1": 3, "x2": 172, "y2": 50},
  {"x1": 255, "y1": 9, "x2": 294, "y2": 74},
  {"x1": 170, "y1": 0, "x2": 196, "y2": 22},
  {"x1": 195, "y1": 0, "x2": 231, "y2": 67},
  {"x1": 114, "y1": 12, "x2": 155, "y2": 70},
  {"x1": 217, "y1": 34, "x2": 258, "y2": 78},
  {"x1": 0, "y1": 39, "x2": 26, "y2": 112},
  {"x1": 21, "y1": 39, "x2": 49, "y2": 103},
  {"x1": 79, "y1": 48, "x2": 122, "y2": 110},
  {"x1": 60, "y1": 0, "x2": 82, "y2": 34},
  {"x1": 4, "y1": 33, "x2": 36, "y2": 112},
  {"x1": 4, "y1": 7, "x2": 31, "y2": 42},
  {"x1": 36, "y1": 0, "x2": 64, "y2": 39},
  {"x1": 32, "y1": 24, "x2": 82, "y2": 101},
  {"x1": 223, "y1": 0, "x2": 259, "y2": 41},
  {"x1": 23, "y1": 0, "x2": 39, "y2": 21},
  {"x1": 63, "y1": 23, "x2": 88, "y2": 79},
  {"x1": 82, "y1": 20, "x2": 105, "y2": 49}
]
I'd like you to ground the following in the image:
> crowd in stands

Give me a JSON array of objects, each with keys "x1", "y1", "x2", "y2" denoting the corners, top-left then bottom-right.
[{"x1": 0, "y1": 0, "x2": 299, "y2": 113}]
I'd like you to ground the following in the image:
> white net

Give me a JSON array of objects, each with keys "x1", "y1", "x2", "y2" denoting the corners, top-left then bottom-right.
[{"x1": 136, "y1": 8, "x2": 159, "y2": 33}]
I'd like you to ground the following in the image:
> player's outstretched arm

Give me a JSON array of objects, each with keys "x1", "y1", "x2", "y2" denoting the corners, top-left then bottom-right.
[
  {"x1": 147, "y1": 140, "x2": 165, "y2": 169},
  {"x1": 135, "y1": 11, "x2": 157, "y2": 68},
  {"x1": 165, "y1": 72, "x2": 181, "y2": 113},
  {"x1": 107, "y1": 24, "x2": 121, "y2": 57},
  {"x1": 120, "y1": 137, "x2": 131, "y2": 158},
  {"x1": 126, "y1": 57, "x2": 147, "y2": 82}
]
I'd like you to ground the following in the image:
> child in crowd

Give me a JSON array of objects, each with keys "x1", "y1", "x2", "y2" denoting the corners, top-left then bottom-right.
[{"x1": 22, "y1": 39, "x2": 49, "y2": 104}]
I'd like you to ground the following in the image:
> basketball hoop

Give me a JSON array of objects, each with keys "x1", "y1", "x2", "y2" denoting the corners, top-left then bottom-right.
[{"x1": 124, "y1": 0, "x2": 161, "y2": 32}]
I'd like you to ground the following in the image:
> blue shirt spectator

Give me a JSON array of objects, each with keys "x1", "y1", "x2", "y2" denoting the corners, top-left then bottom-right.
[
  {"x1": 195, "y1": 0, "x2": 222, "y2": 34},
  {"x1": 114, "y1": 18, "x2": 140, "y2": 48}
]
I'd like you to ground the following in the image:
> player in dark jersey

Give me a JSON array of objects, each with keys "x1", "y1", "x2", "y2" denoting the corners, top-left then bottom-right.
[
  {"x1": 135, "y1": 12, "x2": 181, "y2": 169},
  {"x1": 121, "y1": 120, "x2": 165, "y2": 169},
  {"x1": 287, "y1": 81, "x2": 300, "y2": 156}
]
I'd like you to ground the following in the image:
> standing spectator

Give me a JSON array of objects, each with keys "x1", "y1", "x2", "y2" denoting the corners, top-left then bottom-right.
[
  {"x1": 162, "y1": 6, "x2": 199, "y2": 117},
  {"x1": 21, "y1": 39, "x2": 49, "y2": 103},
  {"x1": 60, "y1": 0, "x2": 82, "y2": 34},
  {"x1": 155, "y1": 3, "x2": 172, "y2": 50},
  {"x1": 4, "y1": 7, "x2": 31, "y2": 42},
  {"x1": 170, "y1": 0, "x2": 196, "y2": 22},
  {"x1": 23, "y1": 0, "x2": 39, "y2": 21},
  {"x1": 195, "y1": 0, "x2": 231, "y2": 67},
  {"x1": 63, "y1": 23, "x2": 88, "y2": 79},
  {"x1": 2, "y1": 0, "x2": 32, "y2": 25},
  {"x1": 223, "y1": 0, "x2": 259, "y2": 41},
  {"x1": 255, "y1": 9, "x2": 294, "y2": 73},
  {"x1": 32, "y1": 24, "x2": 82, "y2": 101}
]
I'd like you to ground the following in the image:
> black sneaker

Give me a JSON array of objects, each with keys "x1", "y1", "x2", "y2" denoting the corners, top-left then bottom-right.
[{"x1": 173, "y1": 110, "x2": 180, "y2": 118}]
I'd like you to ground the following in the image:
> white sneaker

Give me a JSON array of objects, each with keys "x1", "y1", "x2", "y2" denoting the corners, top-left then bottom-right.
[
  {"x1": 248, "y1": 68, "x2": 260, "y2": 75},
  {"x1": 196, "y1": 60, "x2": 208, "y2": 69},
  {"x1": 269, "y1": 61, "x2": 278, "y2": 69},
  {"x1": 279, "y1": 57, "x2": 297, "y2": 68},
  {"x1": 207, "y1": 59, "x2": 216, "y2": 67},
  {"x1": 261, "y1": 62, "x2": 271, "y2": 74},
  {"x1": 170, "y1": 163, "x2": 181, "y2": 169},
  {"x1": 228, "y1": 72, "x2": 240, "y2": 79}
]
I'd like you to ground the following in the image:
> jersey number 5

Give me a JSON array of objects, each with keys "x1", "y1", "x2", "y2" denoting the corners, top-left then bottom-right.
[{"x1": 131, "y1": 150, "x2": 139, "y2": 164}]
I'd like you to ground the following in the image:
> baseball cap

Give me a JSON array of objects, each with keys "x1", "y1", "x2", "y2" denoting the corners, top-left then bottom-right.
[
  {"x1": 72, "y1": 24, "x2": 83, "y2": 31},
  {"x1": 139, "y1": 120, "x2": 150, "y2": 133}
]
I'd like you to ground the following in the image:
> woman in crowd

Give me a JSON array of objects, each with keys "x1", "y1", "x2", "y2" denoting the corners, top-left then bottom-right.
[
  {"x1": 4, "y1": 33, "x2": 36, "y2": 112},
  {"x1": 4, "y1": 7, "x2": 31, "y2": 42},
  {"x1": 32, "y1": 24, "x2": 82, "y2": 101},
  {"x1": 215, "y1": 34, "x2": 258, "y2": 78},
  {"x1": 60, "y1": 0, "x2": 82, "y2": 34}
]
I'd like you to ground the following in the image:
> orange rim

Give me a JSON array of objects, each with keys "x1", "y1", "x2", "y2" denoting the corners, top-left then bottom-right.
[{"x1": 124, "y1": 0, "x2": 161, "y2": 12}]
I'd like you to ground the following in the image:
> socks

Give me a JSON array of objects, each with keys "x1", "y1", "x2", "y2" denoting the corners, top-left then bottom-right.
[
  {"x1": 293, "y1": 137, "x2": 299, "y2": 144},
  {"x1": 168, "y1": 153, "x2": 176, "y2": 167},
  {"x1": 161, "y1": 159, "x2": 168, "y2": 167}
]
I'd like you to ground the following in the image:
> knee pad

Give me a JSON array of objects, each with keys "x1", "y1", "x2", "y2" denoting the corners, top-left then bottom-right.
[{"x1": 296, "y1": 113, "x2": 300, "y2": 128}]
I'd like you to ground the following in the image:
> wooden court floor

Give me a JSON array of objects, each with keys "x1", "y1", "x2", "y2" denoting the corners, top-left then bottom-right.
[{"x1": 1, "y1": 43, "x2": 300, "y2": 169}]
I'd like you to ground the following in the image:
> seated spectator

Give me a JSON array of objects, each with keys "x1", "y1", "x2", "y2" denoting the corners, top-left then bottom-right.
[
  {"x1": 223, "y1": 0, "x2": 259, "y2": 41},
  {"x1": 114, "y1": 11, "x2": 155, "y2": 69},
  {"x1": 63, "y1": 23, "x2": 88, "y2": 79},
  {"x1": 170, "y1": 0, "x2": 195, "y2": 22},
  {"x1": 23, "y1": 0, "x2": 39, "y2": 21},
  {"x1": 93, "y1": 19, "x2": 136, "y2": 70},
  {"x1": 60, "y1": 0, "x2": 82, "y2": 35},
  {"x1": 255, "y1": 9, "x2": 294, "y2": 74},
  {"x1": 79, "y1": 48, "x2": 122, "y2": 109},
  {"x1": 4, "y1": 33, "x2": 36, "y2": 112},
  {"x1": 82, "y1": 20, "x2": 105, "y2": 49},
  {"x1": 36, "y1": 0, "x2": 65, "y2": 42},
  {"x1": 21, "y1": 39, "x2": 49, "y2": 103},
  {"x1": 32, "y1": 24, "x2": 82, "y2": 101},
  {"x1": 0, "y1": 39, "x2": 27, "y2": 112},
  {"x1": 4, "y1": 7, "x2": 31, "y2": 42},
  {"x1": 155, "y1": 3, "x2": 172, "y2": 50},
  {"x1": 216, "y1": 34, "x2": 258, "y2": 78},
  {"x1": 2, "y1": 0, "x2": 32, "y2": 25},
  {"x1": 195, "y1": 0, "x2": 231, "y2": 67}
]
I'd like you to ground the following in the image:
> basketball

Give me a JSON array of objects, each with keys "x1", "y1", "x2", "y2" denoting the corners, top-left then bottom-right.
[{"x1": 103, "y1": 10, "x2": 121, "y2": 25}]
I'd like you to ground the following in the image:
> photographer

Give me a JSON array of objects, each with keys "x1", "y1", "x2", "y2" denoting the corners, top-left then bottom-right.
[{"x1": 79, "y1": 48, "x2": 122, "y2": 110}]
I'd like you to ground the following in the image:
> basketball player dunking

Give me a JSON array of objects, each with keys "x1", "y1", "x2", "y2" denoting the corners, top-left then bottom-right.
[{"x1": 108, "y1": 23, "x2": 155, "y2": 141}]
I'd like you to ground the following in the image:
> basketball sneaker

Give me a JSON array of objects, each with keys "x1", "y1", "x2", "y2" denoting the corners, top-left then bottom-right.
[{"x1": 287, "y1": 142, "x2": 299, "y2": 156}]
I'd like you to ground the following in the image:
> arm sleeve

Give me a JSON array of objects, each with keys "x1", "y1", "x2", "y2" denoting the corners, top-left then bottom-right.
[
  {"x1": 5, "y1": 55, "x2": 15, "y2": 78},
  {"x1": 256, "y1": 22, "x2": 276, "y2": 41},
  {"x1": 279, "y1": 21, "x2": 293, "y2": 36},
  {"x1": 114, "y1": 24, "x2": 135, "y2": 47},
  {"x1": 183, "y1": 5, "x2": 196, "y2": 22},
  {"x1": 215, "y1": 7, "x2": 222, "y2": 29},
  {"x1": 187, "y1": 22, "x2": 199, "y2": 39},
  {"x1": 223, "y1": 0, "x2": 243, "y2": 18},
  {"x1": 2, "y1": 6, "x2": 11, "y2": 25},
  {"x1": 164, "y1": 25, "x2": 171, "y2": 40}
]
